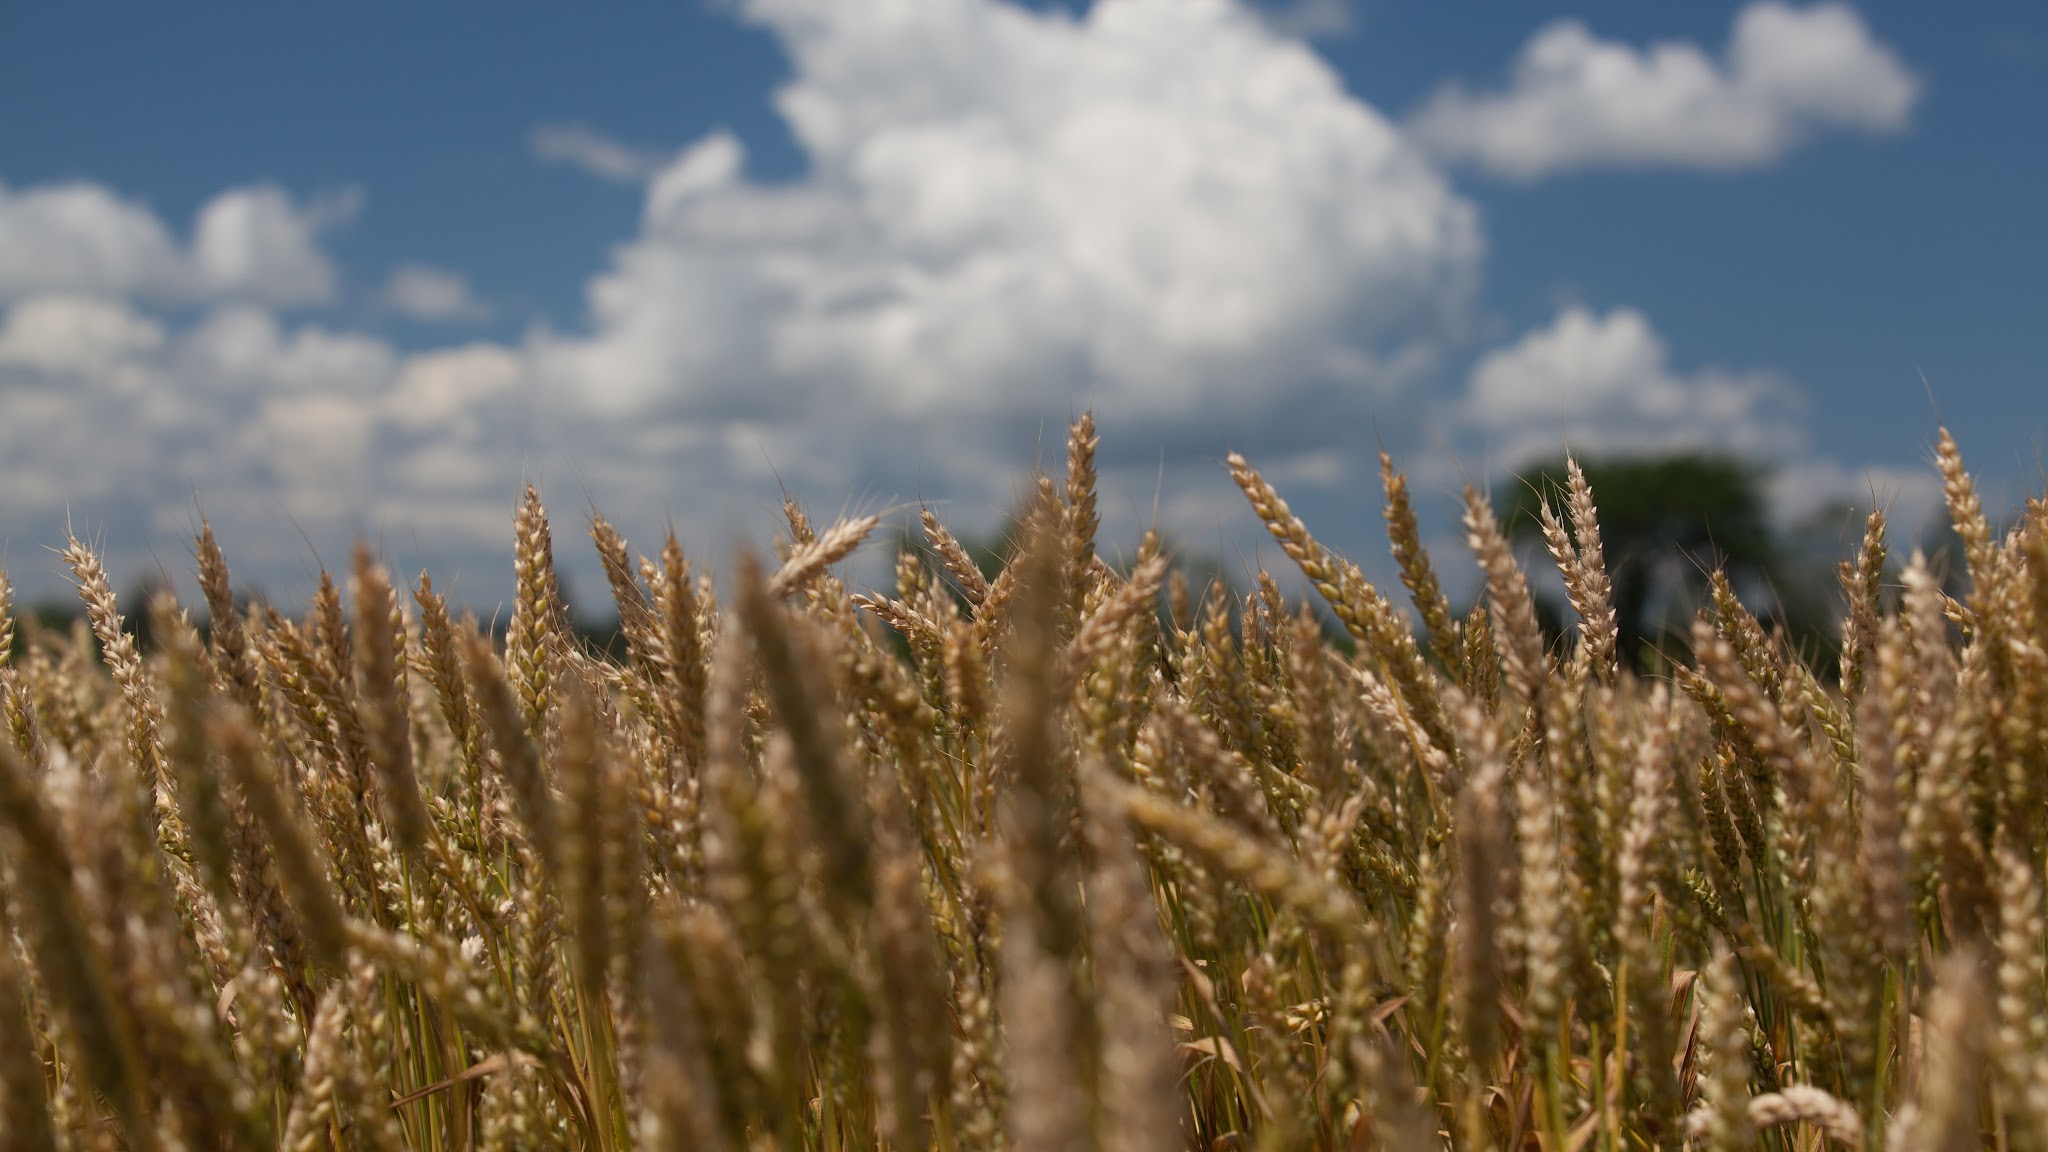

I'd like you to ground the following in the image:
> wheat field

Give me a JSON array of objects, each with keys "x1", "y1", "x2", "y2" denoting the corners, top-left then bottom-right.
[{"x1": 0, "y1": 412, "x2": 2041, "y2": 1150}]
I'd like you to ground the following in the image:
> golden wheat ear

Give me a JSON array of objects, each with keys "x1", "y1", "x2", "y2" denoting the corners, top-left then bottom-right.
[{"x1": 5, "y1": 416, "x2": 2046, "y2": 1148}]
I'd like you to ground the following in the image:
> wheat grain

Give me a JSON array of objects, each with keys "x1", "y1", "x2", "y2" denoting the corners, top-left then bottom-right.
[{"x1": 0, "y1": 421, "x2": 2042, "y2": 1148}]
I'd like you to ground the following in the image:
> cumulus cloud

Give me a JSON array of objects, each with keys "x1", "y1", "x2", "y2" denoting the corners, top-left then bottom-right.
[
  {"x1": 0, "y1": 289, "x2": 534, "y2": 599},
  {"x1": 1410, "y1": 2, "x2": 1918, "y2": 179},
  {"x1": 1463, "y1": 305, "x2": 1800, "y2": 464},
  {"x1": 531, "y1": 123, "x2": 674, "y2": 184},
  {"x1": 0, "y1": 182, "x2": 185, "y2": 301},
  {"x1": 0, "y1": 178, "x2": 506, "y2": 600},
  {"x1": 0, "y1": 294, "x2": 166, "y2": 374},
  {"x1": 387, "y1": 343, "x2": 524, "y2": 433},
  {"x1": 1459, "y1": 305, "x2": 1938, "y2": 529},
  {"x1": 0, "y1": 180, "x2": 349, "y2": 306},
  {"x1": 0, "y1": 175, "x2": 523, "y2": 598},
  {"x1": 0, "y1": 300, "x2": 350, "y2": 538},
  {"x1": 190, "y1": 186, "x2": 354, "y2": 305},
  {"x1": 179, "y1": 304, "x2": 394, "y2": 396},
  {"x1": 378, "y1": 264, "x2": 490, "y2": 322},
  {"x1": 535, "y1": 0, "x2": 1479, "y2": 435}
]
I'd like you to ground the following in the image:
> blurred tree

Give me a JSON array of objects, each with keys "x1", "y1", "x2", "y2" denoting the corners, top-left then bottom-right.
[{"x1": 1497, "y1": 454, "x2": 1832, "y2": 670}]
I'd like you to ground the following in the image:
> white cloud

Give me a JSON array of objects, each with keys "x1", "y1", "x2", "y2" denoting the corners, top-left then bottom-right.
[
  {"x1": 535, "y1": 0, "x2": 1480, "y2": 435},
  {"x1": 0, "y1": 180, "x2": 348, "y2": 306},
  {"x1": 1410, "y1": 2, "x2": 1918, "y2": 179},
  {"x1": 0, "y1": 294, "x2": 166, "y2": 374},
  {"x1": 386, "y1": 343, "x2": 524, "y2": 434},
  {"x1": 0, "y1": 182, "x2": 185, "y2": 301},
  {"x1": 190, "y1": 185, "x2": 352, "y2": 305},
  {"x1": 1463, "y1": 305, "x2": 1801, "y2": 464},
  {"x1": 0, "y1": 292, "x2": 461, "y2": 596},
  {"x1": 0, "y1": 175, "x2": 518, "y2": 602},
  {"x1": 178, "y1": 305, "x2": 395, "y2": 395},
  {"x1": 531, "y1": 123, "x2": 674, "y2": 184},
  {"x1": 1256, "y1": 0, "x2": 1355, "y2": 41},
  {"x1": 378, "y1": 264, "x2": 490, "y2": 322}
]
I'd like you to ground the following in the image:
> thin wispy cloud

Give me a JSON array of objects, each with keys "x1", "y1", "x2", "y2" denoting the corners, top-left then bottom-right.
[
  {"x1": 542, "y1": 0, "x2": 1479, "y2": 425},
  {"x1": 0, "y1": 181, "x2": 354, "y2": 306},
  {"x1": 530, "y1": 122, "x2": 674, "y2": 184},
  {"x1": 1255, "y1": 0, "x2": 1357, "y2": 41}
]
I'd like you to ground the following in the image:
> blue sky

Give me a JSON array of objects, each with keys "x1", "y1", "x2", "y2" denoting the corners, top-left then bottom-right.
[{"x1": 2, "y1": 0, "x2": 2044, "y2": 610}]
